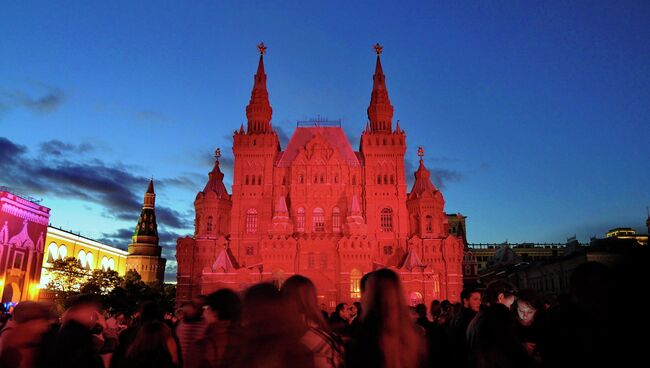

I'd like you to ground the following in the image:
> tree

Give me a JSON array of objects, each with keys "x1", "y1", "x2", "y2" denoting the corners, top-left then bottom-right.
[
  {"x1": 80, "y1": 269, "x2": 123, "y2": 295},
  {"x1": 46, "y1": 257, "x2": 90, "y2": 299}
]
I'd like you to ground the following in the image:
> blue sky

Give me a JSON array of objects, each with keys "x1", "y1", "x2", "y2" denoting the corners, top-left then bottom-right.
[{"x1": 2, "y1": 1, "x2": 649, "y2": 278}]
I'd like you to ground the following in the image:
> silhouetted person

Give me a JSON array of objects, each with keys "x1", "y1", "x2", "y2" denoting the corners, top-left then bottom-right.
[
  {"x1": 0, "y1": 301, "x2": 54, "y2": 368},
  {"x1": 196, "y1": 288, "x2": 242, "y2": 368},
  {"x1": 176, "y1": 300, "x2": 207, "y2": 368},
  {"x1": 329, "y1": 303, "x2": 351, "y2": 339},
  {"x1": 448, "y1": 288, "x2": 481, "y2": 368},
  {"x1": 236, "y1": 283, "x2": 312, "y2": 368},
  {"x1": 122, "y1": 321, "x2": 178, "y2": 368},
  {"x1": 282, "y1": 275, "x2": 343, "y2": 368},
  {"x1": 346, "y1": 268, "x2": 427, "y2": 368},
  {"x1": 111, "y1": 301, "x2": 165, "y2": 368}
]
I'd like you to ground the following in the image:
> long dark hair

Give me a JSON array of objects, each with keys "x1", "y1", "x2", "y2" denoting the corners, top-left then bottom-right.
[
  {"x1": 125, "y1": 321, "x2": 174, "y2": 367},
  {"x1": 281, "y1": 275, "x2": 329, "y2": 331}
]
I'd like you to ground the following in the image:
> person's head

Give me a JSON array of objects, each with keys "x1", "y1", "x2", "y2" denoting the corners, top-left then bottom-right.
[
  {"x1": 461, "y1": 288, "x2": 482, "y2": 312},
  {"x1": 430, "y1": 300, "x2": 441, "y2": 318},
  {"x1": 281, "y1": 275, "x2": 328, "y2": 330},
  {"x1": 335, "y1": 303, "x2": 350, "y2": 321},
  {"x1": 353, "y1": 301, "x2": 362, "y2": 317},
  {"x1": 63, "y1": 294, "x2": 103, "y2": 330},
  {"x1": 138, "y1": 301, "x2": 164, "y2": 324},
  {"x1": 205, "y1": 288, "x2": 242, "y2": 324},
  {"x1": 415, "y1": 303, "x2": 427, "y2": 319},
  {"x1": 483, "y1": 280, "x2": 516, "y2": 309},
  {"x1": 12, "y1": 301, "x2": 55, "y2": 338},
  {"x1": 126, "y1": 321, "x2": 174, "y2": 361},
  {"x1": 180, "y1": 301, "x2": 201, "y2": 321},
  {"x1": 515, "y1": 289, "x2": 542, "y2": 326}
]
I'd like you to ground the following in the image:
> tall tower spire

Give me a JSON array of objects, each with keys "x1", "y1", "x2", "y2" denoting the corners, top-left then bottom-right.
[
  {"x1": 246, "y1": 42, "x2": 273, "y2": 133},
  {"x1": 367, "y1": 43, "x2": 394, "y2": 132}
]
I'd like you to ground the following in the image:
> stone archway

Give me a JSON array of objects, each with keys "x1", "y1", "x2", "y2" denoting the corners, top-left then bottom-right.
[{"x1": 1, "y1": 282, "x2": 22, "y2": 303}]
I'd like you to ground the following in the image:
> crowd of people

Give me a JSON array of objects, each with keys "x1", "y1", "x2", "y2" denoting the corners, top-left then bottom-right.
[{"x1": 0, "y1": 256, "x2": 644, "y2": 368}]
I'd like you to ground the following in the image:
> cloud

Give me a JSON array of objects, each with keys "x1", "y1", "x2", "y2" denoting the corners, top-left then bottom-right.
[
  {"x1": 404, "y1": 156, "x2": 464, "y2": 190},
  {"x1": 1, "y1": 136, "x2": 192, "y2": 229},
  {"x1": 0, "y1": 83, "x2": 65, "y2": 114},
  {"x1": 39, "y1": 140, "x2": 94, "y2": 156}
]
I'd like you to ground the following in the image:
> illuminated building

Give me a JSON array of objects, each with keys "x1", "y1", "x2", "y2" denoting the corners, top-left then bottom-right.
[
  {"x1": 176, "y1": 44, "x2": 465, "y2": 307},
  {"x1": 468, "y1": 242, "x2": 565, "y2": 271},
  {"x1": 605, "y1": 227, "x2": 648, "y2": 246},
  {"x1": 39, "y1": 226, "x2": 128, "y2": 297},
  {"x1": 0, "y1": 189, "x2": 50, "y2": 304},
  {"x1": 125, "y1": 179, "x2": 166, "y2": 283}
]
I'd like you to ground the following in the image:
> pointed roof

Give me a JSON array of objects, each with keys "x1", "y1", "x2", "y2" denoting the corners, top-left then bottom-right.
[
  {"x1": 245, "y1": 43, "x2": 273, "y2": 132},
  {"x1": 350, "y1": 194, "x2": 362, "y2": 216},
  {"x1": 146, "y1": 178, "x2": 155, "y2": 194},
  {"x1": 212, "y1": 247, "x2": 240, "y2": 273},
  {"x1": 409, "y1": 147, "x2": 438, "y2": 199},
  {"x1": 203, "y1": 148, "x2": 229, "y2": 199},
  {"x1": 275, "y1": 195, "x2": 289, "y2": 215},
  {"x1": 277, "y1": 126, "x2": 360, "y2": 167},
  {"x1": 400, "y1": 245, "x2": 427, "y2": 271},
  {"x1": 8, "y1": 220, "x2": 34, "y2": 249},
  {"x1": 367, "y1": 43, "x2": 394, "y2": 132}
]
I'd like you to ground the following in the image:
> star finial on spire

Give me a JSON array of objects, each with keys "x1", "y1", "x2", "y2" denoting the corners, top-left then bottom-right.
[
  {"x1": 373, "y1": 43, "x2": 383, "y2": 55},
  {"x1": 215, "y1": 147, "x2": 221, "y2": 161},
  {"x1": 258, "y1": 42, "x2": 267, "y2": 55},
  {"x1": 417, "y1": 146, "x2": 424, "y2": 158}
]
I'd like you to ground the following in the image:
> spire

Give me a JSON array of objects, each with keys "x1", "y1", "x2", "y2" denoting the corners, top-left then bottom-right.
[
  {"x1": 350, "y1": 194, "x2": 362, "y2": 216},
  {"x1": 246, "y1": 42, "x2": 273, "y2": 134},
  {"x1": 367, "y1": 43, "x2": 394, "y2": 133},
  {"x1": 203, "y1": 148, "x2": 229, "y2": 198},
  {"x1": 274, "y1": 195, "x2": 289, "y2": 216},
  {"x1": 132, "y1": 180, "x2": 159, "y2": 245},
  {"x1": 409, "y1": 146, "x2": 438, "y2": 199}
]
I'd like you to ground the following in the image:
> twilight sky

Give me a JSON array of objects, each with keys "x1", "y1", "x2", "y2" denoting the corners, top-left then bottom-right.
[{"x1": 2, "y1": 1, "x2": 649, "y2": 280}]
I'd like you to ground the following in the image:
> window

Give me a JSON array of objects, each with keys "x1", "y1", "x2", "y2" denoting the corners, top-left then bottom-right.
[
  {"x1": 296, "y1": 208, "x2": 305, "y2": 232},
  {"x1": 308, "y1": 253, "x2": 315, "y2": 269},
  {"x1": 313, "y1": 208, "x2": 325, "y2": 232},
  {"x1": 383, "y1": 245, "x2": 393, "y2": 255},
  {"x1": 350, "y1": 269, "x2": 362, "y2": 299},
  {"x1": 86, "y1": 252, "x2": 93, "y2": 270},
  {"x1": 246, "y1": 246, "x2": 255, "y2": 256},
  {"x1": 425, "y1": 215, "x2": 433, "y2": 233},
  {"x1": 246, "y1": 209, "x2": 258, "y2": 233},
  {"x1": 47, "y1": 242, "x2": 58, "y2": 262},
  {"x1": 332, "y1": 207, "x2": 341, "y2": 232},
  {"x1": 207, "y1": 216, "x2": 213, "y2": 233},
  {"x1": 102, "y1": 256, "x2": 109, "y2": 271},
  {"x1": 320, "y1": 175, "x2": 324, "y2": 183},
  {"x1": 282, "y1": 176, "x2": 287, "y2": 185},
  {"x1": 380, "y1": 208, "x2": 393, "y2": 232},
  {"x1": 390, "y1": 175, "x2": 394, "y2": 184},
  {"x1": 245, "y1": 175, "x2": 249, "y2": 185},
  {"x1": 377, "y1": 175, "x2": 381, "y2": 184},
  {"x1": 334, "y1": 175, "x2": 339, "y2": 183},
  {"x1": 258, "y1": 176, "x2": 262, "y2": 185},
  {"x1": 300, "y1": 174, "x2": 304, "y2": 184},
  {"x1": 78, "y1": 250, "x2": 87, "y2": 268},
  {"x1": 13, "y1": 251, "x2": 24, "y2": 269},
  {"x1": 58, "y1": 245, "x2": 67, "y2": 259},
  {"x1": 384, "y1": 175, "x2": 388, "y2": 184},
  {"x1": 108, "y1": 258, "x2": 115, "y2": 271}
]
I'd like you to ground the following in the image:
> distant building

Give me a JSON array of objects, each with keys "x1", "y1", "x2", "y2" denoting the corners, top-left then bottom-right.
[
  {"x1": 125, "y1": 180, "x2": 166, "y2": 283},
  {"x1": 39, "y1": 226, "x2": 129, "y2": 298},
  {"x1": 605, "y1": 227, "x2": 647, "y2": 246},
  {"x1": 468, "y1": 242, "x2": 565, "y2": 271},
  {"x1": 0, "y1": 189, "x2": 50, "y2": 305}
]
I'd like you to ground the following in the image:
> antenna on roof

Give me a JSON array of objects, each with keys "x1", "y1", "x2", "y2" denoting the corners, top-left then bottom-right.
[{"x1": 296, "y1": 115, "x2": 341, "y2": 127}]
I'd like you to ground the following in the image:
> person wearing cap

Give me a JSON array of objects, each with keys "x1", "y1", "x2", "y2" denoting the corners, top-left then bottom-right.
[{"x1": 0, "y1": 301, "x2": 55, "y2": 368}]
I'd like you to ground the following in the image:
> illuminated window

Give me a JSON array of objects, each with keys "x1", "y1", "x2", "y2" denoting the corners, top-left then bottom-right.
[
  {"x1": 426, "y1": 215, "x2": 433, "y2": 233},
  {"x1": 296, "y1": 207, "x2": 305, "y2": 232},
  {"x1": 246, "y1": 209, "x2": 258, "y2": 233},
  {"x1": 13, "y1": 251, "x2": 24, "y2": 269},
  {"x1": 58, "y1": 245, "x2": 67, "y2": 259},
  {"x1": 332, "y1": 207, "x2": 341, "y2": 232},
  {"x1": 380, "y1": 208, "x2": 393, "y2": 232},
  {"x1": 86, "y1": 252, "x2": 93, "y2": 270},
  {"x1": 313, "y1": 208, "x2": 325, "y2": 232},
  {"x1": 47, "y1": 242, "x2": 58, "y2": 262},
  {"x1": 207, "y1": 216, "x2": 213, "y2": 233},
  {"x1": 350, "y1": 269, "x2": 362, "y2": 299},
  {"x1": 101, "y1": 256, "x2": 109, "y2": 271},
  {"x1": 78, "y1": 250, "x2": 87, "y2": 268},
  {"x1": 108, "y1": 258, "x2": 115, "y2": 270}
]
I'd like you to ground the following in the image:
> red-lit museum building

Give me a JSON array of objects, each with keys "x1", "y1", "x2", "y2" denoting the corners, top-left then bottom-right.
[{"x1": 176, "y1": 45, "x2": 465, "y2": 308}]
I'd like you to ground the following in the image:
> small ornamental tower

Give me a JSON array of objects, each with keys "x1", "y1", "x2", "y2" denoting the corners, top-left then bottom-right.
[{"x1": 126, "y1": 179, "x2": 167, "y2": 283}]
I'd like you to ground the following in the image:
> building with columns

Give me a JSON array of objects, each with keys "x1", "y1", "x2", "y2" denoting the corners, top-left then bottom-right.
[{"x1": 176, "y1": 44, "x2": 465, "y2": 307}]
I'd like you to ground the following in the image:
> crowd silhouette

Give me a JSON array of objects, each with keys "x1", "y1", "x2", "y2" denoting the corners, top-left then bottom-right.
[{"x1": 0, "y1": 248, "x2": 646, "y2": 368}]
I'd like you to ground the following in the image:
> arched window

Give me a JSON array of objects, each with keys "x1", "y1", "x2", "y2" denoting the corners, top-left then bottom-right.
[
  {"x1": 86, "y1": 252, "x2": 93, "y2": 269},
  {"x1": 78, "y1": 250, "x2": 87, "y2": 268},
  {"x1": 246, "y1": 209, "x2": 258, "y2": 233},
  {"x1": 377, "y1": 175, "x2": 382, "y2": 184},
  {"x1": 390, "y1": 175, "x2": 394, "y2": 184},
  {"x1": 108, "y1": 258, "x2": 115, "y2": 271},
  {"x1": 47, "y1": 242, "x2": 58, "y2": 262},
  {"x1": 332, "y1": 207, "x2": 341, "y2": 232},
  {"x1": 350, "y1": 269, "x2": 362, "y2": 299},
  {"x1": 258, "y1": 176, "x2": 262, "y2": 185},
  {"x1": 245, "y1": 175, "x2": 249, "y2": 185},
  {"x1": 308, "y1": 252, "x2": 315, "y2": 269},
  {"x1": 58, "y1": 245, "x2": 67, "y2": 259},
  {"x1": 380, "y1": 208, "x2": 393, "y2": 232},
  {"x1": 320, "y1": 175, "x2": 324, "y2": 183},
  {"x1": 101, "y1": 256, "x2": 109, "y2": 271},
  {"x1": 207, "y1": 216, "x2": 213, "y2": 233},
  {"x1": 425, "y1": 215, "x2": 433, "y2": 233},
  {"x1": 296, "y1": 207, "x2": 305, "y2": 232},
  {"x1": 313, "y1": 208, "x2": 325, "y2": 232},
  {"x1": 314, "y1": 175, "x2": 318, "y2": 184},
  {"x1": 383, "y1": 175, "x2": 388, "y2": 184}
]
